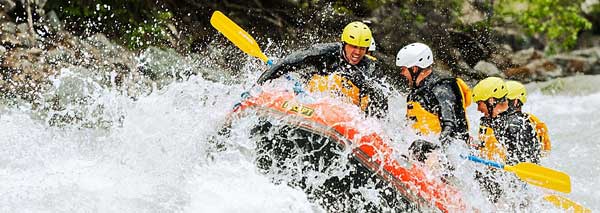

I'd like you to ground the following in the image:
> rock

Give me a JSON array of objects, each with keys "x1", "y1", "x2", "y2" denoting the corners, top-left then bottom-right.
[
  {"x1": 45, "y1": 47, "x2": 77, "y2": 65},
  {"x1": 16, "y1": 22, "x2": 29, "y2": 34},
  {"x1": 1, "y1": 32, "x2": 20, "y2": 48},
  {"x1": 582, "y1": 0, "x2": 599, "y2": 14},
  {"x1": 510, "y1": 48, "x2": 544, "y2": 66},
  {"x1": 550, "y1": 55, "x2": 593, "y2": 74},
  {"x1": 487, "y1": 45, "x2": 513, "y2": 70},
  {"x1": 505, "y1": 59, "x2": 562, "y2": 82},
  {"x1": 16, "y1": 32, "x2": 34, "y2": 47},
  {"x1": 0, "y1": 0, "x2": 16, "y2": 13},
  {"x1": 528, "y1": 59, "x2": 563, "y2": 79},
  {"x1": 570, "y1": 47, "x2": 600, "y2": 61},
  {"x1": 459, "y1": 1, "x2": 485, "y2": 25},
  {"x1": 137, "y1": 47, "x2": 194, "y2": 84},
  {"x1": 46, "y1": 10, "x2": 62, "y2": 32},
  {"x1": 1, "y1": 21, "x2": 16, "y2": 34},
  {"x1": 0, "y1": 45, "x2": 5, "y2": 56},
  {"x1": 473, "y1": 61, "x2": 504, "y2": 77},
  {"x1": 36, "y1": 0, "x2": 47, "y2": 8}
]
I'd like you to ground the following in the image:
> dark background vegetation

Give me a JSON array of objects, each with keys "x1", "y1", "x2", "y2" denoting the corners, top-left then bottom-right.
[{"x1": 5, "y1": 0, "x2": 600, "y2": 79}]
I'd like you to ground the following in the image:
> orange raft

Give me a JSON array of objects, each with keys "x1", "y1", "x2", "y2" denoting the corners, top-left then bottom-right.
[{"x1": 228, "y1": 87, "x2": 467, "y2": 212}]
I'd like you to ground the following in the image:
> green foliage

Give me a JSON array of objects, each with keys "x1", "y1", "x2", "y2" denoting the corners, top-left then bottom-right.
[
  {"x1": 45, "y1": 0, "x2": 174, "y2": 50},
  {"x1": 495, "y1": 0, "x2": 592, "y2": 54}
]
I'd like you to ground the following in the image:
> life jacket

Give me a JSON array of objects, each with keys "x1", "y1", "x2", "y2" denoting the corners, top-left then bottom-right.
[
  {"x1": 407, "y1": 78, "x2": 471, "y2": 135},
  {"x1": 478, "y1": 125, "x2": 507, "y2": 162},
  {"x1": 307, "y1": 73, "x2": 370, "y2": 111},
  {"x1": 528, "y1": 113, "x2": 551, "y2": 152}
]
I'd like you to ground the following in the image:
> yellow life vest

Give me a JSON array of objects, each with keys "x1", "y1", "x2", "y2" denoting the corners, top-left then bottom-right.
[
  {"x1": 478, "y1": 125, "x2": 507, "y2": 162},
  {"x1": 406, "y1": 78, "x2": 471, "y2": 136},
  {"x1": 307, "y1": 73, "x2": 370, "y2": 111},
  {"x1": 407, "y1": 101, "x2": 442, "y2": 135},
  {"x1": 528, "y1": 113, "x2": 551, "y2": 152}
]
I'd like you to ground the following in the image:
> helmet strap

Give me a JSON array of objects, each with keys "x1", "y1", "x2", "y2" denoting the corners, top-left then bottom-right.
[
  {"x1": 409, "y1": 66, "x2": 425, "y2": 88},
  {"x1": 485, "y1": 96, "x2": 507, "y2": 117}
]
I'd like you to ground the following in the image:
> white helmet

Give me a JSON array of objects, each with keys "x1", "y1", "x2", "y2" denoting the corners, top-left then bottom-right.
[
  {"x1": 395, "y1": 42, "x2": 433, "y2": 68},
  {"x1": 368, "y1": 39, "x2": 376, "y2": 52}
]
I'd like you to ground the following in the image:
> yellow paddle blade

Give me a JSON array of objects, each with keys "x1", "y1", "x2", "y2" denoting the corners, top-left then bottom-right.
[
  {"x1": 504, "y1": 162, "x2": 571, "y2": 193},
  {"x1": 544, "y1": 194, "x2": 591, "y2": 213},
  {"x1": 210, "y1": 11, "x2": 270, "y2": 63}
]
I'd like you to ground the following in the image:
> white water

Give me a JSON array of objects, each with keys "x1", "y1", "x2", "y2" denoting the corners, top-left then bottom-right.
[{"x1": 1, "y1": 68, "x2": 599, "y2": 212}]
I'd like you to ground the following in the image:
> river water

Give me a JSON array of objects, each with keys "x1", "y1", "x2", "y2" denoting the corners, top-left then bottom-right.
[{"x1": 1, "y1": 63, "x2": 598, "y2": 212}]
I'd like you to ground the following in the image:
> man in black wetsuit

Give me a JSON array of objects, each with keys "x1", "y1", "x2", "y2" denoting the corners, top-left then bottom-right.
[
  {"x1": 395, "y1": 43, "x2": 471, "y2": 150},
  {"x1": 471, "y1": 77, "x2": 541, "y2": 203},
  {"x1": 253, "y1": 22, "x2": 414, "y2": 212},
  {"x1": 257, "y1": 21, "x2": 387, "y2": 118}
]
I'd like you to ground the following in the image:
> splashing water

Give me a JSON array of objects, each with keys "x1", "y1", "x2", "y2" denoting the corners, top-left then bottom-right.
[{"x1": 1, "y1": 54, "x2": 599, "y2": 212}]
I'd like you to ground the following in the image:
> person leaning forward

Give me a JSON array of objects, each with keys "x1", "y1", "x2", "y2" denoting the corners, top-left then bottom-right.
[
  {"x1": 395, "y1": 42, "x2": 472, "y2": 149},
  {"x1": 471, "y1": 77, "x2": 541, "y2": 203},
  {"x1": 505, "y1": 80, "x2": 551, "y2": 157},
  {"x1": 256, "y1": 21, "x2": 388, "y2": 118}
]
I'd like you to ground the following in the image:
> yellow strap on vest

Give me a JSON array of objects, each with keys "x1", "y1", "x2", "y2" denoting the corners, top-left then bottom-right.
[
  {"x1": 455, "y1": 78, "x2": 472, "y2": 131},
  {"x1": 478, "y1": 125, "x2": 507, "y2": 162},
  {"x1": 528, "y1": 113, "x2": 551, "y2": 152},
  {"x1": 307, "y1": 73, "x2": 368, "y2": 109},
  {"x1": 456, "y1": 78, "x2": 472, "y2": 108},
  {"x1": 407, "y1": 101, "x2": 442, "y2": 135}
]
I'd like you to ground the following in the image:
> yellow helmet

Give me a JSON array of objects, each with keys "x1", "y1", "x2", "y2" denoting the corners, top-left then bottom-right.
[
  {"x1": 341, "y1": 22, "x2": 373, "y2": 48},
  {"x1": 506, "y1": 80, "x2": 527, "y2": 104},
  {"x1": 472, "y1": 77, "x2": 508, "y2": 103}
]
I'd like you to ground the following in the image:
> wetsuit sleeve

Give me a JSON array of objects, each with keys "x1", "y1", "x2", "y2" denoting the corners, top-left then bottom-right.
[
  {"x1": 503, "y1": 116, "x2": 541, "y2": 165},
  {"x1": 432, "y1": 83, "x2": 469, "y2": 147},
  {"x1": 364, "y1": 82, "x2": 388, "y2": 118},
  {"x1": 257, "y1": 43, "x2": 338, "y2": 84}
]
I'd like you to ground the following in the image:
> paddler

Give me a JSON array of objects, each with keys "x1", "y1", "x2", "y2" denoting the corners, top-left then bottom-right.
[
  {"x1": 257, "y1": 21, "x2": 388, "y2": 118},
  {"x1": 395, "y1": 42, "x2": 471, "y2": 150}
]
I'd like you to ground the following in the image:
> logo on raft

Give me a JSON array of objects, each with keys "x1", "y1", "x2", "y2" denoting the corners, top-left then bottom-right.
[{"x1": 282, "y1": 101, "x2": 314, "y2": 117}]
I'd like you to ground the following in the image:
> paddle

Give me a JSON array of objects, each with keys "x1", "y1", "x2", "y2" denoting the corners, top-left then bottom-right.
[
  {"x1": 210, "y1": 11, "x2": 273, "y2": 66},
  {"x1": 544, "y1": 194, "x2": 591, "y2": 213},
  {"x1": 463, "y1": 155, "x2": 571, "y2": 193}
]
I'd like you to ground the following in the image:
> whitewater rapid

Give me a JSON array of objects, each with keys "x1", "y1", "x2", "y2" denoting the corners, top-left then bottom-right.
[{"x1": 1, "y1": 71, "x2": 599, "y2": 212}]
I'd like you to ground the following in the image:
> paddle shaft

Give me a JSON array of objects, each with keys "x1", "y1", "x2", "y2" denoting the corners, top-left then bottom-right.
[{"x1": 464, "y1": 155, "x2": 504, "y2": 169}]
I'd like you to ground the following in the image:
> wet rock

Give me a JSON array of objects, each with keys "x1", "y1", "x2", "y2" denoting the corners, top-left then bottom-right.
[
  {"x1": 45, "y1": 47, "x2": 77, "y2": 65},
  {"x1": 46, "y1": 10, "x2": 62, "y2": 32},
  {"x1": 0, "y1": 0, "x2": 16, "y2": 13},
  {"x1": 505, "y1": 59, "x2": 562, "y2": 82},
  {"x1": 510, "y1": 48, "x2": 545, "y2": 66},
  {"x1": 16, "y1": 22, "x2": 29, "y2": 34},
  {"x1": 487, "y1": 44, "x2": 513, "y2": 70},
  {"x1": 137, "y1": 47, "x2": 194, "y2": 85},
  {"x1": 550, "y1": 55, "x2": 593, "y2": 75},
  {"x1": 1, "y1": 21, "x2": 15, "y2": 34},
  {"x1": 474, "y1": 61, "x2": 504, "y2": 77},
  {"x1": 459, "y1": 1, "x2": 485, "y2": 25}
]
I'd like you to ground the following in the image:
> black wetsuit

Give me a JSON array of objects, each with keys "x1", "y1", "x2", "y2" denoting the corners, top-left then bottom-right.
[
  {"x1": 257, "y1": 42, "x2": 388, "y2": 118},
  {"x1": 476, "y1": 108, "x2": 541, "y2": 203},
  {"x1": 406, "y1": 72, "x2": 469, "y2": 147},
  {"x1": 482, "y1": 108, "x2": 542, "y2": 165}
]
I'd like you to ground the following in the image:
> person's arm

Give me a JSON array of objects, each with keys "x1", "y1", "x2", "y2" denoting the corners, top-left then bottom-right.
[
  {"x1": 432, "y1": 83, "x2": 469, "y2": 148},
  {"x1": 257, "y1": 43, "x2": 339, "y2": 84}
]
